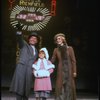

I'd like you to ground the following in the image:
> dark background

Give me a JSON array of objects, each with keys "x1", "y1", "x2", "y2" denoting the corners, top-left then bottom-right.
[{"x1": 1, "y1": 0, "x2": 99, "y2": 94}]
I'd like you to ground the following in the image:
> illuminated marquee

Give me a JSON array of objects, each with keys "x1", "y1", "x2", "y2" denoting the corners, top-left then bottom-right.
[
  {"x1": 10, "y1": 0, "x2": 53, "y2": 31},
  {"x1": 16, "y1": 13, "x2": 45, "y2": 22}
]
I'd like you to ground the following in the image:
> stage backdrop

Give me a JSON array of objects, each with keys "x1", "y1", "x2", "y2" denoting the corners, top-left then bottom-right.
[{"x1": 1, "y1": 0, "x2": 98, "y2": 93}]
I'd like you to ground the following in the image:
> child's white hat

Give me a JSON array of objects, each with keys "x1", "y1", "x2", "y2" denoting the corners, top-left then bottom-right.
[{"x1": 40, "y1": 47, "x2": 49, "y2": 60}]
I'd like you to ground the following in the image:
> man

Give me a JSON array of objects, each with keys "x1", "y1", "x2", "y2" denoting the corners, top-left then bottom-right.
[{"x1": 9, "y1": 25, "x2": 40, "y2": 100}]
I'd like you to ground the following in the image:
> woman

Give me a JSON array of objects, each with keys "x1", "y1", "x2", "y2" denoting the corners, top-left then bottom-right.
[{"x1": 51, "y1": 33, "x2": 77, "y2": 100}]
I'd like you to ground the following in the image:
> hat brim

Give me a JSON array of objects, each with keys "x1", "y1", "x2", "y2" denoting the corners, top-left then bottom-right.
[
  {"x1": 28, "y1": 32, "x2": 40, "y2": 41},
  {"x1": 54, "y1": 33, "x2": 65, "y2": 41}
]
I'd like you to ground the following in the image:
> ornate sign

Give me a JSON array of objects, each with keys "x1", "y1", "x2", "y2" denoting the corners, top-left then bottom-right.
[{"x1": 9, "y1": 0, "x2": 56, "y2": 31}]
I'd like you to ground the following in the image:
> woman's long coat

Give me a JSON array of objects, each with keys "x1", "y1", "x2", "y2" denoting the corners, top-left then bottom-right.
[
  {"x1": 9, "y1": 34, "x2": 38, "y2": 97},
  {"x1": 51, "y1": 46, "x2": 77, "y2": 100}
]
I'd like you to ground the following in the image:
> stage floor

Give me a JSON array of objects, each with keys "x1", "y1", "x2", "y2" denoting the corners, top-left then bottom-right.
[{"x1": 1, "y1": 90, "x2": 98, "y2": 100}]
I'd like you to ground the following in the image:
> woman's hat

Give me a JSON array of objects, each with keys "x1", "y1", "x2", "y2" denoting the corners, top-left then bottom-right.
[{"x1": 54, "y1": 33, "x2": 65, "y2": 41}]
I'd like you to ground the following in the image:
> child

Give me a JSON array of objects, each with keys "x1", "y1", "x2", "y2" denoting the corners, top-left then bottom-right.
[{"x1": 32, "y1": 47, "x2": 55, "y2": 100}]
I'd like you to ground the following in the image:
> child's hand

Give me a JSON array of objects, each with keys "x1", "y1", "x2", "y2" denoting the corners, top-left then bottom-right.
[{"x1": 34, "y1": 71, "x2": 38, "y2": 77}]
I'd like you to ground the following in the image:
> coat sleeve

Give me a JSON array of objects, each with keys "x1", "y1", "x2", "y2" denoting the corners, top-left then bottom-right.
[
  {"x1": 69, "y1": 46, "x2": 77, "y2": 76},
  {"x1": 51, "y1": 48, "x2": 57, "y2": 63},
  {"x1": 16, "y1": 31, "x2": 25, "y2": 49},
  {"x1": 47, "y1": 61, "x2": 55, "y2": 74}
]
